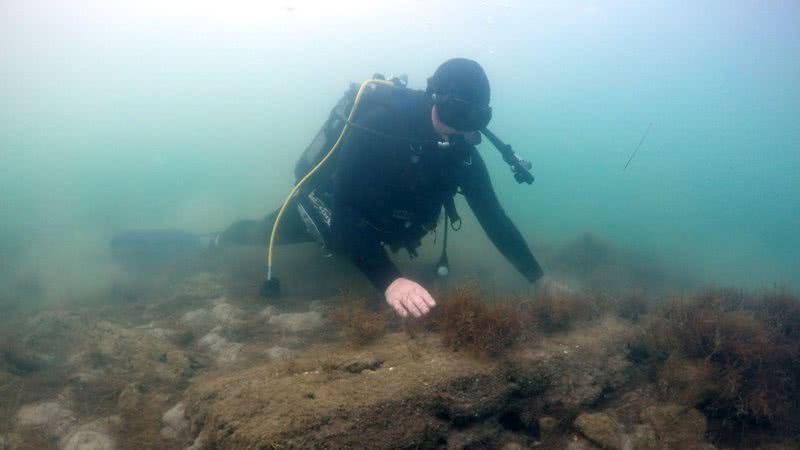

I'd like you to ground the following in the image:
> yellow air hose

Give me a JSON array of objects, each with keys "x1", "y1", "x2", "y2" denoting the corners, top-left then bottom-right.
[{"x1": 266, "y1": 79, "x2": 396, "y2": 281}]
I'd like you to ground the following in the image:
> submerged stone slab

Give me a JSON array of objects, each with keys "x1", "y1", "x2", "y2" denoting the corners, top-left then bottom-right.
[
  {"x1": 186, "y1": 333, "x2": 500, "y2": 449},
  {"x1": 185, "y1": 318, "x2": 635, "y2": 449},
  {"x1": 506, "y1": 317, "x2": 634, "y2": 415}
]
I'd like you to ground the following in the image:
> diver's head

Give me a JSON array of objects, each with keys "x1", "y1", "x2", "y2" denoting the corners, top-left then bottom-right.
[{"x1": 427, "y1": 58, "x2": 492, "y2": 134}]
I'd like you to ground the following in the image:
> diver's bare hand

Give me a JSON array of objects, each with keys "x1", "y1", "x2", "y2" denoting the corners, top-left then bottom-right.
[{"x1": 384, "y1": 277, "x2": 436, "y2": 318}]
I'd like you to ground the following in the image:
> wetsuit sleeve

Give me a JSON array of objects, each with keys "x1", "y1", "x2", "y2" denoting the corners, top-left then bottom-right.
[
  {"x1": 329, "y1": 109, "x2": 402, "y2": 292},
  {"x1": 460, "y1": 149, "x2": 544, "y2": 283}
]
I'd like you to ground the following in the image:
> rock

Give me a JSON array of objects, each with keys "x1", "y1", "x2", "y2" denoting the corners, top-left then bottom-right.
[
  {"x1": 435, "y1": 375, "x2": 512, "y2": 425},
  {"x1": 198, "y1": 328, "x2": 242, "y2": 364},
  {"x1": 502, "y1": 443, "x2": 525, "y2": 450},
  {"x1": 266, "y1": 346, "x2": 294, "y2": 360},
  {"x1": 538, "y1": 416, "x2": 559, "y2": 440},
  {"x1": 211, "y1": 299, "x2": 242, "y2": 326},
  {"x1": 566, "y1": 436, "x2": 601, "y2": 450},
  {"x1": 507, "y1": 317, "x2": 634, "y2": 416},
  {"x1": 61, "y1": 418, "x2": 116, "y2": 450},
  {"x1": 640, "y1": 404, "x2": 707, "y2": 449},
  {"x1": 344, "y1": 358, "x2": 383, "y2": 373},
  {"x1": 183, "y1": 320, "x2": 637, "y2": 449},
  {"x1": 160, "y1": 402, "x2": 188, "y2": 440},
  {"x1": 89, "y1": 321, "x2": 192, "y2": 384},
  {"x1": 60, "y1": 416, "x2": 120, "y2": 450},
  {"x1": 184, "y1": 332, "x2": 497, "y2": 449},
  {"x1": 268, "y1": 311, "x2": 324, "y2": 333},
  {"x1": 15, "y1": 401, "x2": 76, "y2": 438},
  {"x1": 185, "y1": 429, "x2": 208, "y2": 450},
  {"x1": 64, "y1": 351, "x2": 108, "y2": 383},
  {"x1": 180, "y1": 309, "x2": 215, "y2": 332},
  {"x1": 574, "y1": 412, "x2": 625, "y2": 449},
  {"x1": 61, "y1": 430, "x2": 114, "y2": 450},
  {"x1": 117, "y1": 383, "x2": 146, "y2": 413},
  {"x1": 631, "y1": 424, "x2": 657, "y2": 450}
]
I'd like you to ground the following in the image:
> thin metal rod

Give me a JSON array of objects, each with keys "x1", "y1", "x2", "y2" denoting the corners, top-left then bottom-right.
[{"x1": 624, "y1": 122, "x2": 653, "y2": 171}]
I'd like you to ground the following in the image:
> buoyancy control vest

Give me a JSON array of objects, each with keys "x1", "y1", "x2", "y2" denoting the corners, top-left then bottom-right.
[{"x1": 261, "y1": 74, "x2": 535, "y2": 298}]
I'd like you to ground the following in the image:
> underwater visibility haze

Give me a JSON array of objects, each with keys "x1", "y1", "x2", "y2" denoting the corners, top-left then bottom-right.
[
  {"x1": 2, "y1": 0, "x2": 799, "y2": 296},
  {"x1": 1, "y1": 1, "x2": 800, "y2": 449}
]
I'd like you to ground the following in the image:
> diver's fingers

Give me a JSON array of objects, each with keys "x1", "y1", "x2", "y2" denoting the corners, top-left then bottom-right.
[
  {"x1": 384, "y1": 277, "x2": 435, "y2": 319},
  {"x1": 393, "y1": 299, "x2": 409, "y2": 318},
  {"x1": 386, "y1": 295, "x2": 409, "y2": 318},
  {"x1": 402, "y1": 295, "x2": 424, "y2": 318},
  {"x1": 410, "y1": 293, "x2": 431, "y2": 315},
  {"x1": 416, "y1": 287, "x2": 437, "y2": 308}
]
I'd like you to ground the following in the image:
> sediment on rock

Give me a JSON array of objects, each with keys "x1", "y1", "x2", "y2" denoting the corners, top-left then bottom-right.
[{"x1": 184, "y1": 317, "x2": 636, "y2": 449}]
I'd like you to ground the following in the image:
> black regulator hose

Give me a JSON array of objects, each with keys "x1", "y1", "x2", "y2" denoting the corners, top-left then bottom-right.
[{"x1": 480, "y1": 128, "x2": 534, "y2": 185}]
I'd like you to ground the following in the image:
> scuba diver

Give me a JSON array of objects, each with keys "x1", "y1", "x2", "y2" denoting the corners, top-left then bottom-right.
[{"x1": 212, "y1": 58, "x2": 545, "y2": 318}]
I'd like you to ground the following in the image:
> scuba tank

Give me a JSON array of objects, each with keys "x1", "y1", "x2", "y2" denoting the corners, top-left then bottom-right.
[
  {"x1": 262, "y1": 75, "x2": 412, "y2": 298},
  {"x1": 293, "y1": 74, "x2": 409, "y2": 188}
]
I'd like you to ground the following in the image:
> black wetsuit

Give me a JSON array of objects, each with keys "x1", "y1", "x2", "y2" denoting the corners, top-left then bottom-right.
[{"x1": 220, "y1": 89, "x2": 543, "y2": 291}]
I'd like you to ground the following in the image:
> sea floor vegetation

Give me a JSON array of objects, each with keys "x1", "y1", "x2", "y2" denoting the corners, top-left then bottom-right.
[{"x1": 0, "y1": 235, "x2": 798, "y2": 449}]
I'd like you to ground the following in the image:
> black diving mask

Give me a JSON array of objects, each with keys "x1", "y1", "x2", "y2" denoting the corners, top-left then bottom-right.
[{"x1": 434, "y1": 94, "x2": 492, "y2": 132}]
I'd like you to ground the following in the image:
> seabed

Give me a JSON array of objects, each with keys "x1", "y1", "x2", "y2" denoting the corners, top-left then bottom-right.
[{"x1": 1, "y1": 234, "x2": 798, "y2": 449}]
